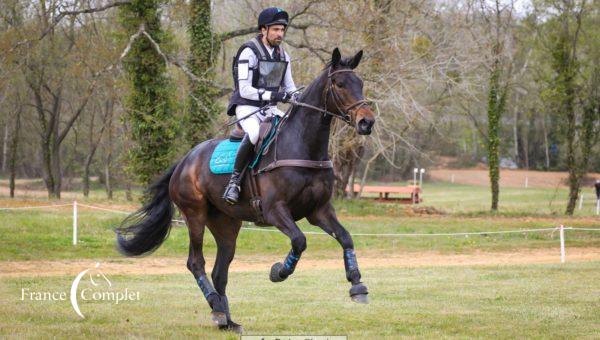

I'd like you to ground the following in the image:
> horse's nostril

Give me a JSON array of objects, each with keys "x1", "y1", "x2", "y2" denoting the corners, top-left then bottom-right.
[{"x1": 359, "y1": 119, "x2": 374, "y2": 130}]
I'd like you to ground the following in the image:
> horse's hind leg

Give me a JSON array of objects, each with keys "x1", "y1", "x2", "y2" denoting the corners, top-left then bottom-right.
[
  {"x1": 206, "y1": 213, "x2": 242, "y2": 333},
  {"x1": 307, "y1": 202, "x2": 369, "y2": 304},
  {"x1": 180, "y1": 205, "x2": 231, "y2": 328}
]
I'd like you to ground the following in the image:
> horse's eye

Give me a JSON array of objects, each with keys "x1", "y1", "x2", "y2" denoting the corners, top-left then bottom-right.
[{"x1": 337, "y1": 82, "x2": 345, "y2": 88}]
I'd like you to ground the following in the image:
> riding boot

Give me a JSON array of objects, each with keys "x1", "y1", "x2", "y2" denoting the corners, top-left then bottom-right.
[{"x1": 223, "y1": 134, "x2": 254, "y2": 205}]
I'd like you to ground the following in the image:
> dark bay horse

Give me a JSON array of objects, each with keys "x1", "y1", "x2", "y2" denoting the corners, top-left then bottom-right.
[{"x1": 116, "y1": 48, "x2": 376, "y2": 333}]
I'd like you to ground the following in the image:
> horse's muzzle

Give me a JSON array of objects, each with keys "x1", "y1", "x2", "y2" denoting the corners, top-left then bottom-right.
[{"x1": 357, "y1": 118, "x2": 374, "y2": 135}]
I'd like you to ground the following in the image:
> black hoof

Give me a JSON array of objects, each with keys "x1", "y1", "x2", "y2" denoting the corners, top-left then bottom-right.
[
  {"x1": 269, "y1": 262, "x2": 287, "y2": 282},
  {"x1": 211, "y1": 311, "x2": 227, "y2": 326},
  {"x1": 351, "y1": 293, "x2": 369, "y2": 304},
  {"x1": 349, "y1": 283, "x2": 369, "y2": 304},
  {"x1": 219, "y1": 320, "x2": 244, "y2": 334}
]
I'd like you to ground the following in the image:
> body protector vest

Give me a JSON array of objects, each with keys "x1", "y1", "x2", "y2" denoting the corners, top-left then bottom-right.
[{"x1": 226, "y1": 36, "x2": 288, "y2": 116}]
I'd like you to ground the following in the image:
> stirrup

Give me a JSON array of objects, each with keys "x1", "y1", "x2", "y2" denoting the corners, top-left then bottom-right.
[{"x1": 223, "y1": 183, "x2": 241, "y2": 205}]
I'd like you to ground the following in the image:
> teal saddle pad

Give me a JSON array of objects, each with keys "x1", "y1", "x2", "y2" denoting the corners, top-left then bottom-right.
[
  {"x1": 209, "y1": 140, "x2": 241, "y2": 174},
  {"x1": 209, "y1": 117, "x2": 280, "y2": 174}
]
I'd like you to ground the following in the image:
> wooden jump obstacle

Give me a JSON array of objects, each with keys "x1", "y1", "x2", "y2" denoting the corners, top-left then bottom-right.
[{"x1": 346, "y1": 184, "x2": 422, "y2": 203}]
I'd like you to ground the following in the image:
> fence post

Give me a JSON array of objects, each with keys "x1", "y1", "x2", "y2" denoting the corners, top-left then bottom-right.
[
  {"x1": 559, "y1": 224, "x2": 565, "y2": 263},
  {"x1": 73, "y1": 201, "x2": 78, "y2": 246},
  {"x1": 596, "y1": 199, "x2": 599, "y2": 215},
  {"x1": 578, "y1": 194, "x2": 584, "y2": 210}
]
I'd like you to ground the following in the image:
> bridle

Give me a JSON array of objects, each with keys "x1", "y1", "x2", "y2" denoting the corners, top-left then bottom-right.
[
  {"x1": 323, "y1": 68, "x2": 369, "y2": 125},
  {"x1": 224, "y1": 67, "x2": 370, "y2": 131},
  {"x1": 288, "y1": 67, "x2": 370, "y2": 127}
]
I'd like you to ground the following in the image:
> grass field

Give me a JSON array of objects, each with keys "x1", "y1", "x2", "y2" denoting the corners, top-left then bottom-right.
[
  {"x1": 1, "y1": 180, "x2": 599, "y2": 338},
  {"x1": 1, "y1": 263, "x2": 599, "y2": 338}
]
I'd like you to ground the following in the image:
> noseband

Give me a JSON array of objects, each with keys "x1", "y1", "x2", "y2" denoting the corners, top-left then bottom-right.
[{"x1": 323, "y1": 68, "x2": 369, "y2": 125}]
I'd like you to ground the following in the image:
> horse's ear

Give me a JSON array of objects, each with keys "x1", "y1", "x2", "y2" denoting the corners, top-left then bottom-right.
[
  {"x1": 331, "y1": 48, "x2": 341, "y2": 67},
  {"x1": 349, "y1": 50, "x2": 363, "y2": 69}
]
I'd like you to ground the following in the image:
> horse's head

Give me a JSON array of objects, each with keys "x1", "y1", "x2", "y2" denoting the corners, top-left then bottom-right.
[{"x1": 325, "y1": 48, "x2": 375, "y2": 135}]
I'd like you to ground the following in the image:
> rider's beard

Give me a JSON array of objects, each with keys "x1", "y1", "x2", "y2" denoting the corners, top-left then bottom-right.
[{"x1": 267, "y1": 36, "x2": 282, "y2": 47}]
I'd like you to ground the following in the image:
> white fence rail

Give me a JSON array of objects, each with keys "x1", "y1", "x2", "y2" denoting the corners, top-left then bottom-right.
[{"x1": 1, "y1": 201, "x2": 599, "y2": 264}]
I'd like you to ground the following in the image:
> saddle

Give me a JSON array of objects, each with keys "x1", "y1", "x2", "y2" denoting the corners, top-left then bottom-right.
[
  {"x1": 225, "y1": 112, "x2": 332, "y2": 226},
  {"x1": 229, "y1": 117, "x2": 277, "y2": 157},
  {"x1": 227, "y1": 117, "x2": 280, "y2": 226}
]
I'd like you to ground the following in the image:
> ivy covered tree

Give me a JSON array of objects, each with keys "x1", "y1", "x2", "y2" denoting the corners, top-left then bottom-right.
[
  {"x1": 119, "y1": 0, "x2": 179, "y2": 185},
  {"x1": 185, "y1": 0, "x2": 221, "y2": 147}
]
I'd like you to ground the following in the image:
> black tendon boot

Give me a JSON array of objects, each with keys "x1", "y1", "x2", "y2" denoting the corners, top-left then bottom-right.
[{"x1": 223, "y1": 134, "x2": 254, "y2": 204}]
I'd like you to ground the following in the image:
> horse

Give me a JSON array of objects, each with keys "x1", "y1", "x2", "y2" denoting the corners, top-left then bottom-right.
[{"x1": 116, "y1": 48, "x2": 376, "y2": 333}]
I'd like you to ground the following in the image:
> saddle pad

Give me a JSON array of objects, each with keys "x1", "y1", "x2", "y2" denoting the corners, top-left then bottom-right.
[{"x1": 209, "y1": 140, "x2": 241, "y2": 174}]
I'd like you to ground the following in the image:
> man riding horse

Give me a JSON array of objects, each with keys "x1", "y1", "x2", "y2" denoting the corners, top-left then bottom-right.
[
  {"x1": 223, "y1": 7, "x2": 297, "y2": 205},
  {"x1": 116, "y1": 6, "x2": 376, "y2": 333}
]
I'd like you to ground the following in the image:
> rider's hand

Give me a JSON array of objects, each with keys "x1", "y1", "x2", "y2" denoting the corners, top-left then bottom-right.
[{"x1": 270, "y1": 91, "x2": 291, "y2": 104}]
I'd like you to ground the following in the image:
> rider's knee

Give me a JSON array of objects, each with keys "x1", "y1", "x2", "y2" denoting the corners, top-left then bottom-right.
[{"x1": 248, "y1": 131, "x2": 259, "y2": 145}]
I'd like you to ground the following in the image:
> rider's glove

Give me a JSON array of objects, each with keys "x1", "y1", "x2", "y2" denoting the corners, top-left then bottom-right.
[{"x1": 270, "y1": 91, "x2": 291, "y2": 104}]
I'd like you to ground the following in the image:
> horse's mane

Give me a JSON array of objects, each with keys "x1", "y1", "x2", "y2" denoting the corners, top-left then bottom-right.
[
  {"x1": 295, "y1": 57, "x2": 354, "y2": 103},
  {"x1": 284, "y1": 56, "x2": 355, "y2": 119}
]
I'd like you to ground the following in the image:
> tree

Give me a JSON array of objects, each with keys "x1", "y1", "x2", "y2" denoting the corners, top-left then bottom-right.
[
  {"x1": 119, "y1": 0, "x2": 179, "y2": 185},
  {"x1": 184, "y1": 0, "x2": 221, "y2": 147},
  {"x1": 536, "y1": 0, "x2": 598, "y2": 214}
]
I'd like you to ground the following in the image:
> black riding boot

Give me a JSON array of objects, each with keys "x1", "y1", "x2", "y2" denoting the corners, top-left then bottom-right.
[{"x1": 223, "y1": 134, "x2": 254, "y2": 205}]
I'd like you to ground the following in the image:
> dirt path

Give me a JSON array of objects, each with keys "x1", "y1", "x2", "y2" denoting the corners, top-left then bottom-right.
[
  {"x1": 2, "y1": 248, "x2": 599, "y2": 278},
  {"x1": 430, "y1": 169, "x2": 600, "y2": 188}
]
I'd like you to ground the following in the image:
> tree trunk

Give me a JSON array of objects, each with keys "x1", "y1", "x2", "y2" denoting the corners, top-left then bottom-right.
[
  {"x1": 541, "y1": 115, "x2": 550, "y2": 169},
  {"x1": 513, "y1": 100, "x2": 519, "y2": 166},
  {"x1": 125, "y1": 181, "x2": 133, "y2": 201},
  {"x1": 487, "y1": 58, "x2": 505, "y2": 211},
  {"x1": 9, "y1": 108, "x2": 22, "y2": 198},
  {"x1": 105, "y1": 103, "x2": 114, "y2": 200},
  {"x1": 2, "y1": 124, "x2": 8, "y2": 172},
  {"x1": 83, "y1": 160, "x2": 91, "y2": 197}
]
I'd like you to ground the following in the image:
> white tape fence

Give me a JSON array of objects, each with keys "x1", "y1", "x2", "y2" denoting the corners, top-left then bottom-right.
[{"x1": 1, "y1": 201, "x2": 599, "y2": 263}]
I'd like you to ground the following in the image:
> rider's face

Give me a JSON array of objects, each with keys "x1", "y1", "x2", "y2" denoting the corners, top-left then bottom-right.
[{"x1": 261, "y1": 25, "x2": 286, "y2": 47}]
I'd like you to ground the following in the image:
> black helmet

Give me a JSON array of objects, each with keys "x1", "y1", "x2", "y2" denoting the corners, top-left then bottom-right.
[{"x1": 258, "y1": 7, "x2": 289, "y2": 30}]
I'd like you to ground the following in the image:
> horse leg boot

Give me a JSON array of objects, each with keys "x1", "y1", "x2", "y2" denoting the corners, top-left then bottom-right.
[
  {"x1": 223, "y1": 134, "x2": 253, "y2": 205},
  {"x1": 307, "y1": 203, "x2": 369, "y2": 303},
  {"x1": 266, "y1": 204, "x2": 307, "y2": 282}
]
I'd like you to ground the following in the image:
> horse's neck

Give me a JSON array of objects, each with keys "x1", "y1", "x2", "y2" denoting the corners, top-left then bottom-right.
[{"x1": 277, "y1": 73, "x2": 332, "y2": 161}]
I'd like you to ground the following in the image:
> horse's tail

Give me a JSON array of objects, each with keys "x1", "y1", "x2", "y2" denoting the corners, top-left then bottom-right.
[{"x1": 116, "y1": 164, "x2": 177, "y2": 256}]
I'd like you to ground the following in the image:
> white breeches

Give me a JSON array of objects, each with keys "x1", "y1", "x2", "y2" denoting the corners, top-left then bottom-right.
[{"x1": 235, "y1": 105, "x2": 285, "y2": 145}]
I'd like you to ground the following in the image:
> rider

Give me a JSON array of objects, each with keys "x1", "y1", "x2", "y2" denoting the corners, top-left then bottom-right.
[{"x1": 223, "y1": 7, "x2": 297, "y2": 205}]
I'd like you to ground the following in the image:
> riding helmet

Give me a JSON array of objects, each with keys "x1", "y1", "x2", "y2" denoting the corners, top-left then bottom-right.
[{"x1": 258, "y1": 7, "x2": 289, "y2": 30}]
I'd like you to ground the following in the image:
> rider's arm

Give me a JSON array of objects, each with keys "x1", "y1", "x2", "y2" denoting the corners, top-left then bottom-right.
[
  {"x1": 282, "y1": 50, "x2": 297, "y2": 94},
  {"x1": 238, "y1": 47, "x2": 272, "y2": 101}
]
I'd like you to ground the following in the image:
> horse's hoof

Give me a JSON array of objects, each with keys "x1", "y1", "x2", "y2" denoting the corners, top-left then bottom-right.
[
  {"x1": 219, "y1": 320, "x2": 244, "y2": 334},
  {"x1": 349, "y1": 283, "x2": 369, "y2": 304},
  {"x1": 269, "y1": 262, "x2": 287, "y2": 282},
  {"x1": 351, "y1": 293, "x2": 369, "y2": 304},
  {"x1": 211, "y1": 311, "x2": 228, "y2": 326}
]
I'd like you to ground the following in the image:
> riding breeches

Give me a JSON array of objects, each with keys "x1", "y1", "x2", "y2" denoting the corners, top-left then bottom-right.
[{"x1": 235, "y1": 105, "x2": 285, "y2": 145}]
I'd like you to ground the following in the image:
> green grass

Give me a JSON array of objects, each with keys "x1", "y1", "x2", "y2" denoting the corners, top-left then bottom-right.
[
  {"x1": 357, "y1": 181, "x2": 600, "y2": 217},
  {"x1": 1, "y1": 208, "x2": 599, "y2": 261},
  {"x1": 1, "y1": 262, "x2": 599, "y2": 338}
]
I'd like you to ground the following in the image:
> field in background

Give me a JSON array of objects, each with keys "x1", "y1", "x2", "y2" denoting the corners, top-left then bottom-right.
[{"x1": 429, "y1": 168, "x2": 600, "y2": 188}]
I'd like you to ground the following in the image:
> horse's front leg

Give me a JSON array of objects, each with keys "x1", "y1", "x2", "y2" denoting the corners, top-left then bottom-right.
[
  {"x1": 265, "y1": 202, "x2": 306, "y2": 282},
  {"x1": 307, "y1": 202, "x2": 369, "y2": 303}
]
